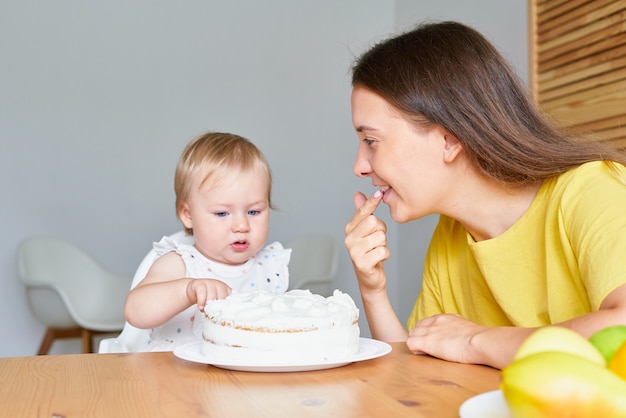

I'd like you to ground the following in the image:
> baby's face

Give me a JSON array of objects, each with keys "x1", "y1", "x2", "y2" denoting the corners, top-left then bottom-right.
[{"x1": 180, "y1": 167, "x2": 270, "y2": 265}]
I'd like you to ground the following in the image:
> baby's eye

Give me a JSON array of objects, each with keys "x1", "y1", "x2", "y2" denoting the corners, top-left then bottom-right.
[
  {"x1": 214, "y1": 211, "x2": 228, "y2": 217},
  {"x1": 248, "y1": 210, "x2": 261, "y2": 216}
]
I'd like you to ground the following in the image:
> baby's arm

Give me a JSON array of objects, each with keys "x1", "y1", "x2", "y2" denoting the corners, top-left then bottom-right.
[{"x1": 124, "y1": 251, "x2": 231, "y2": 329}]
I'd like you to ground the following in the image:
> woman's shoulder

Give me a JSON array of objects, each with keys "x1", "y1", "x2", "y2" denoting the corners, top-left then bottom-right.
[
  {"x1": 559, "y1": 161, "x2": 626, "y2": 183},
  {"x1": 550, "y1": 161, "x2": 626, "y2": 218}
]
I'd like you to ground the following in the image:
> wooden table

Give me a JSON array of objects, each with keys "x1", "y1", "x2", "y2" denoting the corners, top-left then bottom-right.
[{"x1": 0, "y1": 342, "x2": 500, "y2": 417}]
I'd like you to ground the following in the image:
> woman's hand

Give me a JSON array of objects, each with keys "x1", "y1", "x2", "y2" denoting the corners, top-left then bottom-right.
[
  {"x1": 344, "y1": 190, "x2": 390, "y2": 293},
  {"x1": 186, "y1": 279, "x2": 232, "y2": 311},
  {"x1": 407, "y1": 314, "x2": 488, "y2": 363},
  {"x1": 408, "y1": 314, "x2": 532, "y2": 369},
  {"x1": 345, "y1": 190, "x2": 408, "y2": 342}
]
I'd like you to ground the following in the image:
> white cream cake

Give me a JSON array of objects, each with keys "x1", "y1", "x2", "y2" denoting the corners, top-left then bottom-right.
[{"x1": 202, "y1": 289, "x2": 360, "y2": 362}]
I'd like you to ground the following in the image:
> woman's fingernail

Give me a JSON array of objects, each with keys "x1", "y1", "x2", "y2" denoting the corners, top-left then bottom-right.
[{"x1": 374, "y1": 189, "x2": 382, "y2": 198}]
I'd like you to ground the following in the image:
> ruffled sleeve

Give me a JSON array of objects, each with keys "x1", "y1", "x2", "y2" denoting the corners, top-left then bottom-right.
[
  {"x1": 152, "y1": 235, "x2": 181, "y2": 257},
  {"x1": 257, "y1": 241, "x2": 291, "y2": 290}
]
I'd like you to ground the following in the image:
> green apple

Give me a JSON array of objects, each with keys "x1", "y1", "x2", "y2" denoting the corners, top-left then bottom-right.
[
  {"x1": 502, "y1": 351, "x2": 626, "y2": 418},
  {"x1": 514, "y1": 326, "x2": 605, "y2": 365},
  {"x1": 589, "y1": 325, "x2": 626, "y2": 364}
]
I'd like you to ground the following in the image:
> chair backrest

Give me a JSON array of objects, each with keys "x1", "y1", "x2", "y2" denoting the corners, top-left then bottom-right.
[
  {"x1": 17, "y1": 236, "x2": 132, "y2": 331},
  {"x1": 98, "y1": 231, "x2": 194, "y2": 353},
  {"x1": 286, "y1": 234, "x2": 338, "y2": 296}
]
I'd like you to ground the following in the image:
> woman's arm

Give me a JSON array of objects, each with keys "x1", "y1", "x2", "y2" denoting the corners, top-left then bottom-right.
[
  {"x1": 360, "y1": 286, "x2": 408, "y2": 342},
  {"x1": 407, "y1": 283, "x2": 626, "y2": 369},
  {"x1": 345, "y1": 191, "x2": 408, "y2": 341}
]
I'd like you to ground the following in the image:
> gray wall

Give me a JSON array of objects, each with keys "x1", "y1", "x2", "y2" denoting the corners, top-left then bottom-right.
[{"x1": 0, "y1": 0, "x2": 527, "y2": 356}]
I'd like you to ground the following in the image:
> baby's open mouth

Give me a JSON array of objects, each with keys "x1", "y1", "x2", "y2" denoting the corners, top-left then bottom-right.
[{"x1": 231, "y1": 240, "x2": 249, "y2": 250}]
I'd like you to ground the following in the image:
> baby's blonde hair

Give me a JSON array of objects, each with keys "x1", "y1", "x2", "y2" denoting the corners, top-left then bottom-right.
[{"x1": 174, "y1": 132, "x2": 273, "y2": 235}]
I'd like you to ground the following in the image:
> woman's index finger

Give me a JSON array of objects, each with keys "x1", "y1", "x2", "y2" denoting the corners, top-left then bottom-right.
[{"x1": 356, "y1": 189, "x2": 383, "y2": 217}]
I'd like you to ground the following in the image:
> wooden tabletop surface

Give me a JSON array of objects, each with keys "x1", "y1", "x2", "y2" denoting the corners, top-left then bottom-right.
[{"x1": 0, "y1": 342, "x2": 501, "y2": 417}]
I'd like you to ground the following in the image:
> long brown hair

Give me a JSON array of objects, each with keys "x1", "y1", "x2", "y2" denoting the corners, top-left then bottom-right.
[{"x1": 352, "y1": 21, "x2": 626, "y2": 185}]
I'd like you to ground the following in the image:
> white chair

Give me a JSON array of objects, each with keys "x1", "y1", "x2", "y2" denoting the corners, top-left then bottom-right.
[
  {"x1": 17, "y1": 236, "x2": 133, "y2": 354},
  {"x1": 98, "y1": 231, "x2": 194, "y2": 353},
  {"x1": 286, "y1": 234, "x2": 338, "y2": 297}
]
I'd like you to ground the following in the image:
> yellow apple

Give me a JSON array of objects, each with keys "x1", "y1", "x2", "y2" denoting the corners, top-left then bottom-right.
[
  {"x1": 502, "y1": 351, "x2": 626, "y2": 417},
  {"x1": 514, "y1": 326, "x2": 605, "y2": 365}
]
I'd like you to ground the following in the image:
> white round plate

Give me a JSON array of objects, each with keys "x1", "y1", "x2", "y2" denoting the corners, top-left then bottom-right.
[
  {"x1": 174, "y1": 337, "x2": 391, "y2": 372},
  {"x1": 459, "y1": 390, "x2": 512, "y2": 418}
]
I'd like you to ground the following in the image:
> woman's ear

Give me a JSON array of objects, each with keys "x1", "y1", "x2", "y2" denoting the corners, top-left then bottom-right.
[
  {"x1": 442, "y1": 133, "x2": 463, "y2": 163},
  {"x1": 179, "y1": 204, "x2": 193, "y2": 229}
]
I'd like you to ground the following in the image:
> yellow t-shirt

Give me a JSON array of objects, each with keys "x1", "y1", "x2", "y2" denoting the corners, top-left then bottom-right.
[{"x1": 407, "y1": 161, "x2": 626, "y2": 330}]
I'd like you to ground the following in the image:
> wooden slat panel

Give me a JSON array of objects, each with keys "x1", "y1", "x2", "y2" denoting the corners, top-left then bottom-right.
[
  {"x1": 574, "y1": 115, "x2": 626, "y2": 133},
  {"x1": 538, "y1": 15, "x2": 626, "y2": 61},
  {"x1": 539, "y1": 31, "x2": 626, "y2": 73},
  {"x1": 578, "y1": 122, "x2": 626, "y2": 143},
  {"x1": 540, "y1": 42, "x2": 626, "y2": 84},
  {"x1": 539, "y1": 56, "x2": 626, "y2": 93},
  {"x1": 539, "y1": 0, "x2": 626, "y2": 39},
  {"x1": 532, "y1": 0, "x2": 626, "y2": 151},
  {"x1": 596, "y1": 127, "x2": 626, "y2": 142},
  {"x1": 540, "y1": 26, "x2": 626, "y2": 69},
  {"x1": 539, "y1": 55, "x2": 626, "y2": 98},
  {"x1": 537, "y1": 0, "x2": 592, "y2": 26},
  {"x1": 541, "y1": 71, "x2": 626, "y2": 104},
  {"x1": 544, "y1": 93, "x2": 626, "y2": 127}
]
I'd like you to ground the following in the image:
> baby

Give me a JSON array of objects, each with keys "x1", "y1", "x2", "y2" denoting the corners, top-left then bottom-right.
[{"x1": 124, "y1": 132, "x2": 290, "y2": 351}]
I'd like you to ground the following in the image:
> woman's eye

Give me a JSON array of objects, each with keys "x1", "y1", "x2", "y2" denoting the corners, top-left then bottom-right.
[
  {"x1": 363, "y1": 137, "x2": 375, "y2": 145},
  {"x1": 215, "y1": 211, "x2": 228, "y2": 217},
  {"x1": 248, "y1": 210, "x2": 261, "y2": 216}
]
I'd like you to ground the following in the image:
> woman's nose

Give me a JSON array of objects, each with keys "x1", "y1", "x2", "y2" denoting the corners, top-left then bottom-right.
[{"x1": 353, "y1": 147, "x2": 372, "y2": 178}]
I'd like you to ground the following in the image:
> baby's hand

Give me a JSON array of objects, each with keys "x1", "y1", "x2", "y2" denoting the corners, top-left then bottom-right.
[{"x1": 186, "y1": 279, "x2": 232, "y2": 311}]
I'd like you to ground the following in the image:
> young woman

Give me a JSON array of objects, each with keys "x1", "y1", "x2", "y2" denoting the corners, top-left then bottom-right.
[{"x1": 344, "y1": 21, "x2": 626, "y2": 369}]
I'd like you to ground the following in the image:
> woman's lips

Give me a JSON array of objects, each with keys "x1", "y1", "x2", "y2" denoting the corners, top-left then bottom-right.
[{"x1": 378, "y1": 186, "x2": 391, "y2": 201}]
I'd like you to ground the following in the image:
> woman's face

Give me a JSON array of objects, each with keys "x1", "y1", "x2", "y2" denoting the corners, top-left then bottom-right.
[{"x1": 351, "y1": 86, "x2": 455, "y2": 222}]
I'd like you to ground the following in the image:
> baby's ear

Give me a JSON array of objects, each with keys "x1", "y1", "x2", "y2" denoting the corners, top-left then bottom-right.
[{"x1": 178, "y1": 203, "x2": 193, "y2": 229}]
